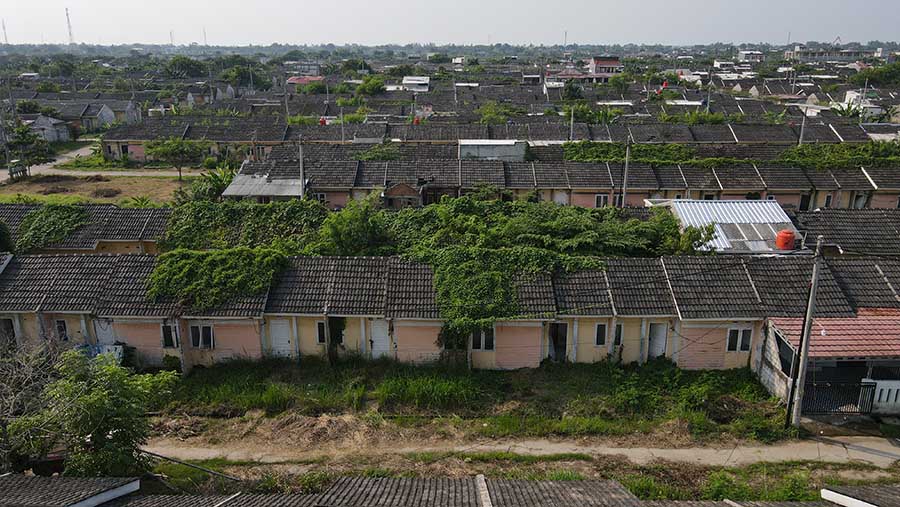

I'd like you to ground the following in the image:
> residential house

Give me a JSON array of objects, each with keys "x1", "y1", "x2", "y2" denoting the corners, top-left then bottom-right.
[{"x1": 21, "y1": 114, "x2": 71, "y2": 143}]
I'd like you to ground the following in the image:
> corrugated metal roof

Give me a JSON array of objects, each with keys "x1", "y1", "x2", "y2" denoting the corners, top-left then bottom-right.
[{"x1": 669, "y1": 200, "x2": 797, "y2": 252}]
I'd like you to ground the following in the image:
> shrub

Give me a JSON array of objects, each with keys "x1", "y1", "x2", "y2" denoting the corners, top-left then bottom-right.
[
  {"x1": 15, "y1": 205, "x2": 88, "y2": 252},
  {"x1": 202, "y1": 156, "x2": 218, "y2": 169},
  {"x1": 701, "y1": 470, "x2": 753, "y2": 500},
  {"x1": 375, "y1": 375, "x2": 480, "y2": 410},
  {"x1": 147, "y1": 247, "x2": 287, "y2": 311}
]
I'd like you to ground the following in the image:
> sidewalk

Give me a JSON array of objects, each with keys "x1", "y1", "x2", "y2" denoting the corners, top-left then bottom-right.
[{"x1": 145, "y1": 435, "x2": 900, "y2": 468}]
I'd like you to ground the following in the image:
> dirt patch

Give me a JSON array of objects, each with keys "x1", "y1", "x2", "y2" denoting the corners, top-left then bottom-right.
[
  {"x1": 0, "y1": 175, "x2": 184, "y2": 203},
  {"x1": 92, "y1": 188, "x2": 121, "y2": 198}
]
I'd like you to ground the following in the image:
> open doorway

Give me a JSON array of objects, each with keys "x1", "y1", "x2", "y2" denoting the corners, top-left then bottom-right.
[
  {"x1": 648, "y1": 323, "x2": 667, "y2": 359},
  {"x1": 549, "y1": 323, "x2": 568, "y2": 362}
]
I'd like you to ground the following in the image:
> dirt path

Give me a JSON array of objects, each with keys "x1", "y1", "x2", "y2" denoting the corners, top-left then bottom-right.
[{"x1": 145, "y1": 434, "x2": 900, "y2": 468}]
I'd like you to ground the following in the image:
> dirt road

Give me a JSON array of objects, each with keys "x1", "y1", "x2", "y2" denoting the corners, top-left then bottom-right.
[{"x1": 145, "y1": 434, "x2": 900, "y2": 468}]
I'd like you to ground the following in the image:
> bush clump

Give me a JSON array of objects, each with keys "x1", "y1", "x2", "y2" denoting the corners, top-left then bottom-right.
[{"x1": 15, "y1": 204, "x2": 89, "y2": 252}]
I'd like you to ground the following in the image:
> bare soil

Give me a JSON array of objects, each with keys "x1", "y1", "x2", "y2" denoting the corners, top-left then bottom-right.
[{"x1": 0, "y1": 174, "x2": 185, "y2": 203}]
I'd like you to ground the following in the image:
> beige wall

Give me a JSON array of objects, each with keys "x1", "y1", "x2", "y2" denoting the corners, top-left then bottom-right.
[
  {"x1": 394, "y1": 321, "x2": 442, "y2": 363},
  {"x1": 495, "y1": 322, "x2": 543, "y2": 369},
  {"x1": 113, "y1": 320, "x2": 180, "y2": 367},
  {"x1": 572, "y1": 318, "x2": 612, "y2": 363},
  {"x1": 675, "y1": 321, "x2": 760, "y2": 370}
]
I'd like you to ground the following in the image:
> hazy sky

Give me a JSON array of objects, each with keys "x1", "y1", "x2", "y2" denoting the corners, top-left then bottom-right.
[{"x1": 4, "y1": 0, "x2": 899, "y2": 47}]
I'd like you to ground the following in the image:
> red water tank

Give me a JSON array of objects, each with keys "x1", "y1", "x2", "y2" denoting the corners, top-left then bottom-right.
[{"x1": 775, "y1": 229, "x2": 796, "y2": 250}]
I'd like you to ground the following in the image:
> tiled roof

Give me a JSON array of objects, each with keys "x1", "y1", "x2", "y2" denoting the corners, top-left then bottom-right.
[
  {"x1": 315, "y1": 477, "x2": 479, "y2": 507},
  {"x1": 605, "y1": 258, "x2": 677, "y2": 316},
  {"x1": 0, "y1": 254, "x2": 121, "y2": 313},
  {"x1": 0, "y1": 475, "x2": 137, "y2": 507},
  {"x1": 826, "y1": 257, "x2": 900, "y2": 310},
  {"x1": 793, "y1": 209, "x2": 900, "y2": 255},
  {"x1": 770, "y1": 309, "x2": 900, "y2": 359},
  {"x1": 554, "y1": 270, "x2": 613, "y2": 316},
  {"x1": 0, "y1": 204, "x2": 170, "y2": 250},
  {"x1": 663, "y1": 256, "x2": 765, "y2": 320},
  {"x1": 386, "y1": 259, "x2": 440, "y2": 319},
  {"x1": 485, "y1": 479, "x2": 640, "y2": 507},
  {"x1": 745, "y1": 256, "x2": 855, "y2": 317},
  {"x1": 823, "y1": 484, "x2": 900, "y2": 507}
]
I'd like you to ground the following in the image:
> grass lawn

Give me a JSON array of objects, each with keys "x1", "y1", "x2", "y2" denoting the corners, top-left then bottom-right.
[
  {"x1": 49, "y1": 140, "x2": 94, "y2": 156},
  {"x1": 0, "y1": 174, "x2": 187, "y2": 204},
  {"x1": 167, "y1": 356, "x2": 791, "y2": 444},
  {"x1": 150, "y1": 453, "x2": 900, "y2": 499}
]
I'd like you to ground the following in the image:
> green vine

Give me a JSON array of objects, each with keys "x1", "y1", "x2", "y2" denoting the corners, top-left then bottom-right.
[
  {"x1": 15, "y1": 205, "x2": 89, "y2": 252},
  {"x1": 147, "y1": 247, "x2": 286, "y2": 311},
  {"x1": 356, "y1": 142, "x2": 401, "y2": 161},
  {"x1": 162, "y1": 200, "x2": 328, "y2": 252}
]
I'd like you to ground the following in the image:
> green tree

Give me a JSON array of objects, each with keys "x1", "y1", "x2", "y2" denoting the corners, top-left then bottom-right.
[
  {"x1": 35, "y1": 82, "x2": 61, "y2": 93},
  {"x1": 9, "y1": 351, "x2": 177, "y2": 476},
  {"x1": 164, "y1": 55, "x2": 206, "y2": 78},
  {"x1": 309, "y1": 193, "x2": 394, "y2": 256},
  {"x1": 301, "y1": 81, "x2": 327, "y2": 94},
  {"x1": 355, "y1": 75, "x2": 386, "y2": 96},
  {"x1": 607, "y1": 74, "x2": 631, "y2": 95},
  {"x1": 145, "y1": 137, "x2": 211, "y2": 181},
  {"x1": 221, "y1": 66, "x2": 272, "y2": 90},
  {"x1": 562, "y1": 81, "x2": 583, "y2": 101},
  {"x1": 15, "y1": 100, "x2": 58, "y2": 117},
  {"x1": 6, "y1": 122, "x2": 52, "y2": 166}
]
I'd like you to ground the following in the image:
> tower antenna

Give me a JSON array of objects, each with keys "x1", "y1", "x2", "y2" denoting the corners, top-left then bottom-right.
[
  {"x1": 65, "y1": 8, "x2": 74, "y2": 45},
  {"x1": 2, "y1": 20, "x2": 8, "y2": 45},
  {"x1": 203, "y1": 27, "x2": 208, "y2": 46},
  {"x1": 170, "y1": 30, "x2": 174, "y2": 46}
]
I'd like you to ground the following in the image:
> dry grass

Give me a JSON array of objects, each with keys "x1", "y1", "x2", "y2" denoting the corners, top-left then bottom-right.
[{"x1": 0, "y1": 175, "x2": 186, "y2": 203}]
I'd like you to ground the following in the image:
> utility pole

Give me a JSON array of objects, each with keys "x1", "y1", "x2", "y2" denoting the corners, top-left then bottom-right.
[
  {"x1": 788, "y1": 235, "x2": 824, "y2": 428},
  {"x1": 621, "y1": 130, "x2": 632, "y2": 208},
  {"x1": 706, "y1": 69, "x2": 713, "y2": 113},
  {"x1": 798, "y1": 106, "x2": 807, "y2": 146},
  {"x1": 65, "y1": 8, "x2": 74, "y2": 45},
  {"x1": 569, "y1": 106, "x2": 574, "y2": 141},
  {"x1": 340, "y1": 107, "x2": 345, "y2": 142},
  {"x1": 297, "y1": 134, "x2": 305, "y2": 199}
]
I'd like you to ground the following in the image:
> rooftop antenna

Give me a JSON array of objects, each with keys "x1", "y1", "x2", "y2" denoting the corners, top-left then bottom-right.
[
  {"x1": 65, "y1": 8, "x2": 75, "y2": 45},
  {"x1": 2, "y1": 19, "x2": 8, "y2": 45}
]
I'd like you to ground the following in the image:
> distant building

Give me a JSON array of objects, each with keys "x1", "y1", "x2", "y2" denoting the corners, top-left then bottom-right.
[
  {"x1": 402, "y1": 76, "x2": 430, "y2": 93},
  {"x1": 737, "y1": 50, "x2": 765, "y2": 63},
  {"x1": 785, "y1": 45, "x2": 884, "y2": 62}
]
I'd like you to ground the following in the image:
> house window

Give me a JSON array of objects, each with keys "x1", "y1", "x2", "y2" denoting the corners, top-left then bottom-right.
[
  {"x1": 703, "y1": 194, "x2": 716, "y2": 200},
  {"x1": 613, "y1": 193, "x2": 624, "y2": 207},
  {"x1": 312, "y1": 193, "x2": 327, "y2": 204},
  {"x1": 897, "y1": 196, "x2": 900, "y2": 209},
  {"x1": 595, "y1": 194, "x2": 609, "y2": 207},
  {"x1": 316, "y1": 321, "x2": 327, "y2": 344},
  {"x1": 55, "y1": 320, "x2": 68, "y2": 341},
  {"x1": 595, "y1": 323, "x2": 608, "y2": 346},
  {"x1": 190, "y1": 325, "x2": 214, "y2": 349},
  {"x1": 674, "y1": 194, "x2": 682, "y2": 200},
  {"x1": 766, "y1": 195, "x2": 776, "y2": 201},
  {"x1": 1, "y1": 318, "x2": 14, "y2": 340},
  {"x1": 471, "y1": 327, "x2": 494, "y2": 351},
  {"x1": 727, "y1": 328, "x2": 752, "y2": 352},
  {"x1": 823, "y1": 193, "x2": 833, "y2": 208},
  {"x1": 161, "y1": 324, "x2": 177, "y2": 348},
  {"x1": 614, "y1": 323, "x2": 623, "y2": 346}
]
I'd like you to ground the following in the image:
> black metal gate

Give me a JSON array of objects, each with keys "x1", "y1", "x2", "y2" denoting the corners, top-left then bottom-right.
[{"x1": 802, "y1": 382, "x2": 876, "y2": 415}]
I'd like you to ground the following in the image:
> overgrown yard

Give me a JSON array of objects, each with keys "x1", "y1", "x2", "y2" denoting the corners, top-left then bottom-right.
[
  {"x1": 166, "y1": 357, "x2": 790, "y2": 444},
  {"x1": 0, "y1": 174, "x2": 184, "y2": 204},
  {"x1": 149, "y1": 452, "x2": 900, "y2": 500}
]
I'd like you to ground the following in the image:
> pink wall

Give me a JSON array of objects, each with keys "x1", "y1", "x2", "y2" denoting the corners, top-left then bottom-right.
[
  {"x1": 869, "y1": 193, "x2": 900, "y2": 209},
  {"x1": 625, "y1": 193, "x2": 648, "y2": 207},
  {"x1": 113, "y1": 321, "x2": 177, "y2": 366},
  {"x1": 326, "y1": 192, "x2": 351, "y2": 209},
  {"x1": 129, "y1": 144, "x2": 146, "y2": 160},
  {"x1": 182, "y1": 321, "x2": 262, "y2": 367},
  {"x1": 395, "y1": 324, "x2": 442, "y2": 363},
  {"x1": 495, "y1": 323, "x2": 542, "y2": 369},
  {"x1": 765, "y1": 193, "x2": 802, "y2": 208},
  {"x1": 572, "y1": 192, "x2": 605, "y2": 208},
  {"x1": 676, "y1": 326, "x2": 726, "y2": 369}
]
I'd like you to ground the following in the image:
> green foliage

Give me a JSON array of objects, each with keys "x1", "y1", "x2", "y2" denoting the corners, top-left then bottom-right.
[
  {"x1": 35, "y1": 82, "x2": 61, "y2": 93},
  {"x1": 564, "y1": 141, "x2": 697, "y2": 164},
  {"x1": 562, "y1": 81, "x2": 583, "y2": 101},
  {"x1": 287, "y1": 114, "x2": 320, "y2": 126},
  {"x1": 607, "y1": 74, "x2": 631, "y2": 95},
  {"x1": 778, "y1": 141, "x2": 900, "y2": 170},
  {"x1": 475, "y1": 101, "x2": 526, "y2": 124},
  {"x1": 147, "y1": 247, "x2": 287, "y2": 311},
  {"x1": 356, "y1": 75, "x2": 386, "y2": 96},
  {"x1": 0, "y1": 221, "x2": 12, "y2": 252},
  {"x1": 162, "y1": 200, "x2": 328, "y2": 251},
  {"x1": 15, "y1": 100, "x2": 59, "y2": 117},
  {"x1": 221, "y1": 66, "x2": 272, "y2": 90},
  {"x1": 6, "y1": 122, "x2": 53, "y2": 166},
  {"x1": 375, "y1": 376, "x2": 480, "y2": 409},
  {"x1": 355, "y1": 142, "x2": 401, "y2": 161},
  {"x1": 15, "y1": 205, "x2": 88, "y2": 252},
  {"x1": 145, "y1": 137, "x2": 211, "y2": 179},
  {"x1": 164, "y1": 55, "x2": 206, "y2": 78},
  {"x1": 850, "y1": 62, "x2": 900, "y2": 87},
  {"x1": 308, "y1": 194, "x2": 394, "y2": 256},
  {"x1": 301, "y1": 81, "x2": 327, "y2": 94},
  {"x1": 176, "y1": 167, "x2": 235, "y2": 203},
  {"x1": 336, "y1": 96, "x2": 365, "y2": 107},
  {"x1": 562, "y1": 104, "x2": 624, "y2": 124},
  {"x1": 10, "y1": 351, "x2": 177, "y2": 476},
  {"x1": 658, "y1": 110, "x2": 727, "y2": 125}
]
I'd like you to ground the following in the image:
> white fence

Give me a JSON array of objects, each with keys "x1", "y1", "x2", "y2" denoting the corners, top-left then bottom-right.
[{"x1": 864, "y1": 378, "x2": 900, "y2": 415}]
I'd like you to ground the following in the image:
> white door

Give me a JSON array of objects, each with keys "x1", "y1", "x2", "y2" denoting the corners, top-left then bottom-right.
[
  {"x1": 370, "y1": 320, "x2": 391, "y2": 358},
  {"x1": 94, "y1": 319, "x2": 117, "y2": 345},
  {"x1": 269, "y1": 319, "x2": 293, "y2": 357},
  {"x1": 648, "y1": 323, "x2": 667, "y2": 358}
]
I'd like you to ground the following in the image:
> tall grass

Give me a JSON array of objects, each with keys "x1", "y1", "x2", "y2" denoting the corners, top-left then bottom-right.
[{"x1": 374, "y1": 375, "x2": 480, "y2": 410}]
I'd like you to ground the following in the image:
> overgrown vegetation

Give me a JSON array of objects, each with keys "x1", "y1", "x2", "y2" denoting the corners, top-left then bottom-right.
[
  {"x1": 355, "y1": 142, "x2": 401, "y2": 161},
  {"x1": 564, "y1": 141, "x2": 698, "y2": 164},
  {"x1": 779, "y1": 141, "x2": 900, "y2": 170},
  {"x1": 15, "y1": 204, "x2": 88, "y2": 252},
  {"x1": 147, "y1": 247, "x2": 287, "y2": 311},
  {"x1": 475, "y1": 101, "x2": 526, "y2": 124},
  {"x1": 169, "y1": 357, "x2": 788, "y2": 443}
]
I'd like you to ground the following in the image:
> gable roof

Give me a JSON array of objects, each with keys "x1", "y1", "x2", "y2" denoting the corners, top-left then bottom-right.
[{"x1": 0, "y1": 475, "x2": 138, "y2": 507}]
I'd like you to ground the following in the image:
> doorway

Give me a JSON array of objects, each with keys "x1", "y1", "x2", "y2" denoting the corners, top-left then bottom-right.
[
  {"x1": 549, "y1": 323, "x2": 568, "y2": 362},
  {"x1": 648, "y1": 323, "x2": 667, "y2": 359}
]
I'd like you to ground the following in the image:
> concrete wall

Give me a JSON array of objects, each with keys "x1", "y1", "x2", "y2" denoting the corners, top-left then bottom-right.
[
  {"x1": 113, "y1": 320, "x2": 180, "y2": 367},
  {"x1": 394, "y1": 320, "x2": 442, "y2": 363},
  {"x1": 676, "y1": 321, "x2": 760, "y2": 370},
  {"x1": 495, "y1": 322, "x2": 543, "y2": 369},
  {"x1": 754, "y1": 324, "x2": 792, "y2": 401}
]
